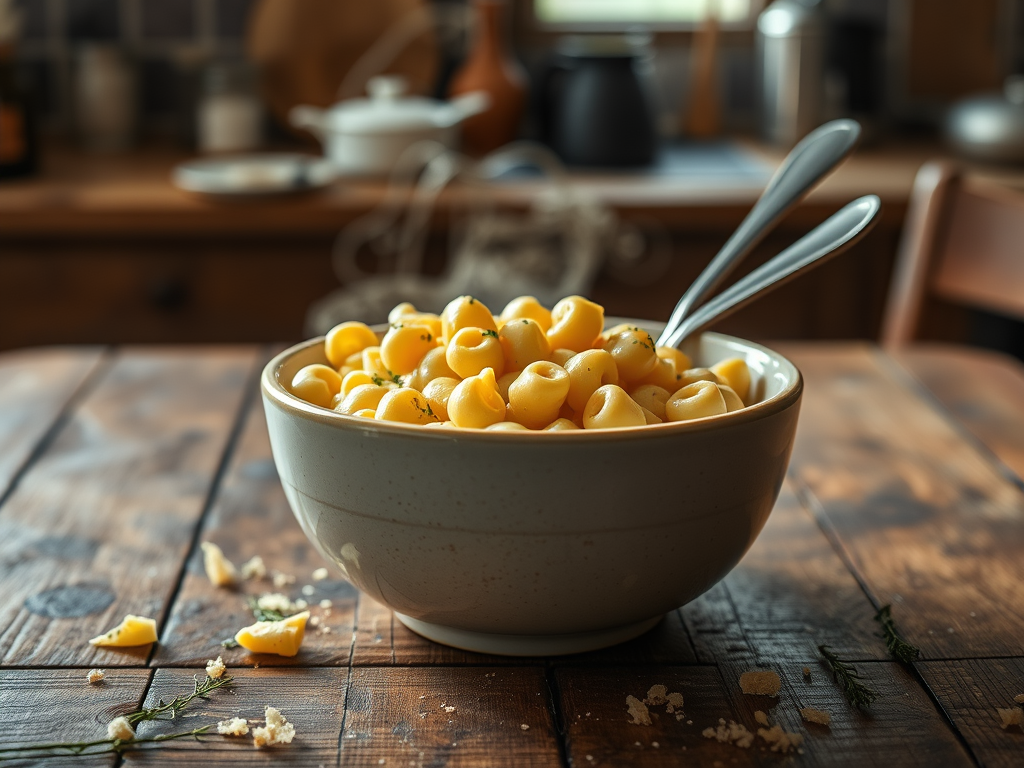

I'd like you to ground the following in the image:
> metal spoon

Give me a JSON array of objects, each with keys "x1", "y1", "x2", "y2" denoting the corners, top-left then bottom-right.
[
  {"x1": 656, "y1": 119, "x2": 862, "y2": 347},
  {"x1": 662, "y1": 194, "x2": 881, "y2": 349}
]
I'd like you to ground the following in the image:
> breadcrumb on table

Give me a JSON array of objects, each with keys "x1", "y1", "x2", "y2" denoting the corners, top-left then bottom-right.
[
  {"x1": 87, "y1": 669, "x2": 105, "y2": 684},
  {"x1": 107, "y1": 716, "x2": 135, "y2": 741},
  {"x1": 625, "y1": 695, "x2": 652, "y2": 726},
  {"x1": 240, "y1": 555, "x2": 266, "y2": 580},
  {"x1": 1014, "y1": 694, "x2": 1024, "y2": 705},
  {"x1": 217, "y1": 717, "x2": 249, "y2": 736},
  {"x1": 252, "y1": 706, "x2": 295, "y2": 747},
  {"x1": 800, "y1": 707, "x2": 832, "y2": 726},
  {"x1": 205, "y1": 656, "x2": 226, "y2": 679},
  {"x1": 644, "y1": 685, "x2": 668, "y2": 706},
  {"x1": 997, "y1": 707, "x2": 1023, "y2": 729},
  {"x1": 312, "y1": 567, "x2": 329, "y2": 581},
  {"x1": 758, "y1": 724, "x2": 804, "y2": 753},
  {"x1": 702, "y1": 718, "x2": 754, "y2": 748},
  {"x1": 739, "y1": 670, "x2": 782, "y2": 697},
  {"x1": 754, "y1": 710, "x2": 770, "y2": 727}
]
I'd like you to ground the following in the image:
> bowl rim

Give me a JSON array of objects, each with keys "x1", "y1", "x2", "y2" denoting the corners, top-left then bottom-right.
[{"x1": 261, "y1": 330, "x2": 802, "y2": 443}]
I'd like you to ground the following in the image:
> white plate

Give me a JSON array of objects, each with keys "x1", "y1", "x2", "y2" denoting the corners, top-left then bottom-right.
[{"x1": 172, "y1": 154, "x2": 338, "y2": 197}]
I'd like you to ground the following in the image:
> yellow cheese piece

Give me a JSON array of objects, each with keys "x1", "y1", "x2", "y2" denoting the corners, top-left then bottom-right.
[
  {"x1": 89, "y1": 614, "x2": 158, "y2": 647},
  {"x1": 201, "y1": 541, "x2": 238, "y2": 587},
  {"x1": 234, "y1": 611, "x2": 310, "y2": 657}
]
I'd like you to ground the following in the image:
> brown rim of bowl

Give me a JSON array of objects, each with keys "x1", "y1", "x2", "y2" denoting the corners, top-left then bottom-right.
[{"x1": 262, "y1": 331, "x2": 802, "y2": 443}]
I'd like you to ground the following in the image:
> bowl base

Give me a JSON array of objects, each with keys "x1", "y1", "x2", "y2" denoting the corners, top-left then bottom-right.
[{"x1": 394, "y1": 613, "x2": 664, "y2": 656}]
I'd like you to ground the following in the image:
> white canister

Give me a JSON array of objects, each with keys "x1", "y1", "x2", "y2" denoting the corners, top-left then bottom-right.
[{"x1": 197, "y1": 62, "x2": 263, "y2": 154}]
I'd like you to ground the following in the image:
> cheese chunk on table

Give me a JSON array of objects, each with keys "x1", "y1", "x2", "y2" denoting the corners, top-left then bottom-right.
[
  {"x1": 89, "y1": 615, "x2": 158, "y2": 647},
  {"x1": 235, "y1": 611, "x2": 310, "y2": 656}
]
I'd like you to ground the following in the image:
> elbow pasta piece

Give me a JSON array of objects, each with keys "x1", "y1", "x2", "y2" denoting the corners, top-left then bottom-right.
[
  {"x1": 500, "y1": 295, "x2": 553, "y2": 332},
  {"x1": 656, "y1": 346, "x2": 693, "y2": 375},
  {"x1": 636, "y1": 357, "x2": 680, "y2": 391},
  {"x1": 380, "y1": 322, "x2": 437, "y2": 375},
  {"x1": 548, "y1": 348, "x2": 575, "y2": 367},
  {"x1": 711, "y1": 358, "x2": 751, "y2": 403},
  {"x1": 407, "y1": 347, "x2": 459, "y2": 392},
  {"x1": 339, "y1": 370, "x2": 376, "y2": 399},
  {"x1": 546, "y1": 295, "x2": 605, "y2": 352},
  {"x1": 718, "y1": 384, "x2": 745, "y2": 413},
  {"x1": 640, "y1": 406, "x2": 663, "y2": 425},
  {"x1": 375, "y1": 388, "x2": 440, "y2": 425},
  {"x1": 666, "y1": 380, "x2": 727, "y2": 422},
  {"x1": 583, "y1": 384, "x2": 647, "y2": 429},
  {"x1": 565, "y1": 349, "x2": 619, "y2": 412},
  {"x1": 447, "y1": 368, "x2": 506, "y2": 428},
  {"x1": 629, "y1": 384, "x2": 671, "y2": 420},
  {"x1": 360, "y1": 347, "x2": 393, "y2": 380},
  {"x1": 336, "y1": 384, "x2": 392, "y2": 415},
  {"x1": 354, "y1": 408, "x2": 376, "y2": 419},
  {"x1": 508, "y1": 361, "x2": 570, "y2": 429},
  {"x1": 291, "y1": 364, "x2": 343, "y2": 408},
  {"x1": 422, "y1": 376, "x2": 459, "y2": 421},
  {"x1": 325, "y1": 322, "x2": 380, "y2": 369},
  {"x1": 496, "y1": 370, "x2": 520, "y2": 403},
  {"x1": 499, "y1": 318, "x2": 551, "y2": 371},
  {"x1": 602, "y1": 328, "x2": 658, "y2": 383},
  {"x1": 446, "y1": 327, "x2": 506, "y2": 379},
  {"x1": 544, "y1": 417, "x2": 579, "y2": 431},
  {"x1": 441, "y1": 295, "x2": 497, "y2": 344},
  {"x1": 676, "y1": 367, "x2": 721, "y2": 388},
  {"x1": 388, "y1": 302, "x2": 417, "y2": 323},
  {"x1": 486, "y1": 421, "x2": 530, "y2": 431}
]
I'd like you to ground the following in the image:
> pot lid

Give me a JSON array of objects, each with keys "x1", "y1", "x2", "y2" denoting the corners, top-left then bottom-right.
[{"x1": 326, "y1": 75, "x2": 460, "y2": 134}]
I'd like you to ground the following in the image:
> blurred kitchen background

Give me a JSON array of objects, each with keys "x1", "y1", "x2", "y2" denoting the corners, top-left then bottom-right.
[{"x1": 1, "y1": 0, "x2": 1022, "y2": 357}]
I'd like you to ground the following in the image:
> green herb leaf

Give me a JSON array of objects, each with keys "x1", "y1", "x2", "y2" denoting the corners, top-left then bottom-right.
[
  {"x1": 482, "y1": 329, "x2": 499, "y2": 338},
  {"x1": 818, "y1": 645, "x2": 878, "y2": 709},
  {"x1": 874, "y1": 605, "x2": 921, "y2": 664}
]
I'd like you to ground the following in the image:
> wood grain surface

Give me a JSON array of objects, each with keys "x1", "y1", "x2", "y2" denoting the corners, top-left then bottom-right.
[{"x1": 2, "y1": 344, "x2": 1024, "y2": 767}]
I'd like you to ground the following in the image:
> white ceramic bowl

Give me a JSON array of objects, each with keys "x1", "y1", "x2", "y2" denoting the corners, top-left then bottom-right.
[{"x1": 261, "y1": 328, "x2": 802, "y2": 655}]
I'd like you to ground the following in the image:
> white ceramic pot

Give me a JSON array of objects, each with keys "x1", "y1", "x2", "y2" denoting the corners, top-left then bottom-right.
[
  {"x1": 290, "y1": 75, "x2": 488, "y2": 175},
  {"x1": 261, "y1": 325, "x2": 802, "y2": 656}
]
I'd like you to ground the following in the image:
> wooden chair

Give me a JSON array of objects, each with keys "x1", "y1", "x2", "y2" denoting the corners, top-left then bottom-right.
[
  {"x1": 882, "y1": 160, "x2": 1024, "y2": 483},
  {"x1": 882, "y1": 161, "x2": 1024, "y2": 347}
]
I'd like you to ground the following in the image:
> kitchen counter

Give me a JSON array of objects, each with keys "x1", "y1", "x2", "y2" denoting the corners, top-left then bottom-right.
[
  {"x1": 0, "y1": 139, "x2": 1006, "y2": 349},
  {"x1": 1, "y1": 341, "x2": 1023, "y2": 765}
]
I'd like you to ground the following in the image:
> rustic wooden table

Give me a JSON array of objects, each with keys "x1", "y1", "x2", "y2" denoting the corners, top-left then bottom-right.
[{"x1": 1, "y1": 343, "x2": 1022, "y2": 766}]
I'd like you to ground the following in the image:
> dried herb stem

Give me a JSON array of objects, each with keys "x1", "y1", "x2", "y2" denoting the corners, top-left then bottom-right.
[
  {"x1": 126, "y1": 674, "x2": 233, "y2": 725},
  {"x1": 874, "y1": 604, "x2": 921, "y2": 663},
  {"x1": 0, "y1": 726, "x2": 211, "y2": 761},
  {"x1": 818, "y1": 644, "x2": 878, "y2": 709}
]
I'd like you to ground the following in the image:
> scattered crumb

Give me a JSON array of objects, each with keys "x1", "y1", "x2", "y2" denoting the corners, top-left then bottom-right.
[
  {"x1": 253, "y1": 706, "x2": 295, "y2": 747},
  {"x1": 585, "y1": 756, "x2": 593, "y2": 762},
  {"x1": 309, "y1": 615, "x2": 321, "y2": 627},
  {"x1": 272, "y1": 571, "x2": 296, "y2": 588},
  {"x1": 312, "y1": 567, "x2": 329, "y2": 581},
  {"x1": 758, "y1": 725, "x2": 804, "y2": 753},
  {"x1": 520, "y1": 724, "x2": 529, "y2": 730},
  {"x1": 240, "y1": 555, "x2": 267, "y2": 580},
  {"x1": 320, "y1": 599, "x2": 333, "y2": 609},
  {"x1": 666, "y1": 692, "x2": 685, "y2": 713},
  {"x1": 107, "y1": 716, "x2": 135, "y2": 741},
  {"x1": 1014, "y1": 694, "x2": 1024, "y2": 704},
  {"x1": 301, "y1": 584, "x2": 315, "y2": 596},
  {"x1": 200, "y1": 542, "x2": 237, "y2": 587},
  {"x1": 739, "y1": 670, "x2": 781, "y2": 697},
  {"x1": 322, "y1": 607, "x2": 333, "y2": 617},
  {"x1": 651, "y1": 741, "x2": 659, "y2": 748},
  {"x1": 754, "y1": 710, "x2": 769, "y2": 727},
  {"x1": 626, "y1": 695, "x2": 652, "y2": 726},
  {"x1": 702, "y1": 718, "x2": 754, "y2": 748},
  {"x1": 445, "y1": 706, "x2": 456, "y2": 713},
  {"x1": 802, "y1": 667, "x2": 811, "y2": 677},
  {"x1": 318, "y1": 625, "x2": 332, "y2": 635},
  {"x1": 217, "y1": 717, "x2": 249, "y2": 736},
  {"x1": 644, "y1": 685, "x2": 669, "y2": 706},
  {"x1": 257, "y1": 593, "x2": 299, "y2": 614},
  {"x1": 800, "y1": 707, "x2": 832, "y2": 726},
  {"x1": 205, "y1": 656, "x2": 226, "y2": 679},
  {"x1": 997, "y1": 707, "x2": 1024, "y2": 730},
  {"x1": 87, "y1": 668, "x2": 105, "y2": 684},
  {"x1": 294, "y1": 599, "x2": 308, "y2": 610},
  {"x1": 947, "y1": 627, "x2": 955, "y2": 633}
]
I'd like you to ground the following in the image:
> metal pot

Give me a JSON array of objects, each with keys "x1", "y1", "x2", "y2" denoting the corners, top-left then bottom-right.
[{"x1": 290, "y1": 75, "x2": 488, "y2": 175}]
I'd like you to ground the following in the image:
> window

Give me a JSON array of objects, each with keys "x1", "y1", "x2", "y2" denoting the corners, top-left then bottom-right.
[{"x1": 534, "y1": 0, "x2": 757, "y2": 28}]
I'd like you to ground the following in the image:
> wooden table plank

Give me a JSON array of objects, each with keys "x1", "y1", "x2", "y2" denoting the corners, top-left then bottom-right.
[
  {"x1": 892, "y1": 345, "x2": 1024, "y2": 486},
  {"x1": 781, "y1": 343, "x2": 1024, "y2": 660},
  {"x1": 917, "y1": 658, "x2": 1024, "y2": 768},
  {"x1": 155, "y1": 396, "x2": 357, "y2": 668},
  {"x1": 0, "y1": 347, "x2": 104, "y2": 499},
  {"x1": 128, "y1": 667, "x2": 347, "y2": 764},
  {"x1": 556, "y1": 661, "x2": 973, "y2": 767},
  {"x1": 0, "y1": 347, "x2": 258, "y2": 667},
  {"x1": 339, "y1": 667, "x2": 562, "y2": 767},
  {"x1": 0, "y1": 668, "x2": 150, "y2": 766}
]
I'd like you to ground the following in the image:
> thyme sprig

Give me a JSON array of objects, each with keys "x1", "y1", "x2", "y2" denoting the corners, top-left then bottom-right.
[
  {"x1": 0, "y1": 726, "x2": 211, "y2": 761},
  {"x1": 818, "y1": 645, "x2": 878, "y2": 709},
  {"x1": 126, "y1": 674, "x2": 234, "y2": 725},
  {"x1": 874, "y1": 604, "x2": 920, "y2": 664}
]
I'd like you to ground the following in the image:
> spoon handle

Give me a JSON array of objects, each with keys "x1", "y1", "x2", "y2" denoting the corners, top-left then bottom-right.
[
  {"x1": 663, "y1": 195, "x2": 881, "y2": 349},
  {"x1": 656, "y1": 119, "x2": 862, "y2": 347}
]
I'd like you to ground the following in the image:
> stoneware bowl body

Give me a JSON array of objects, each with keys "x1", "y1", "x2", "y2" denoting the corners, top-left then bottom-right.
[{"x1": 261, "y1": 327, "x2": 802, "y2": 655}]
